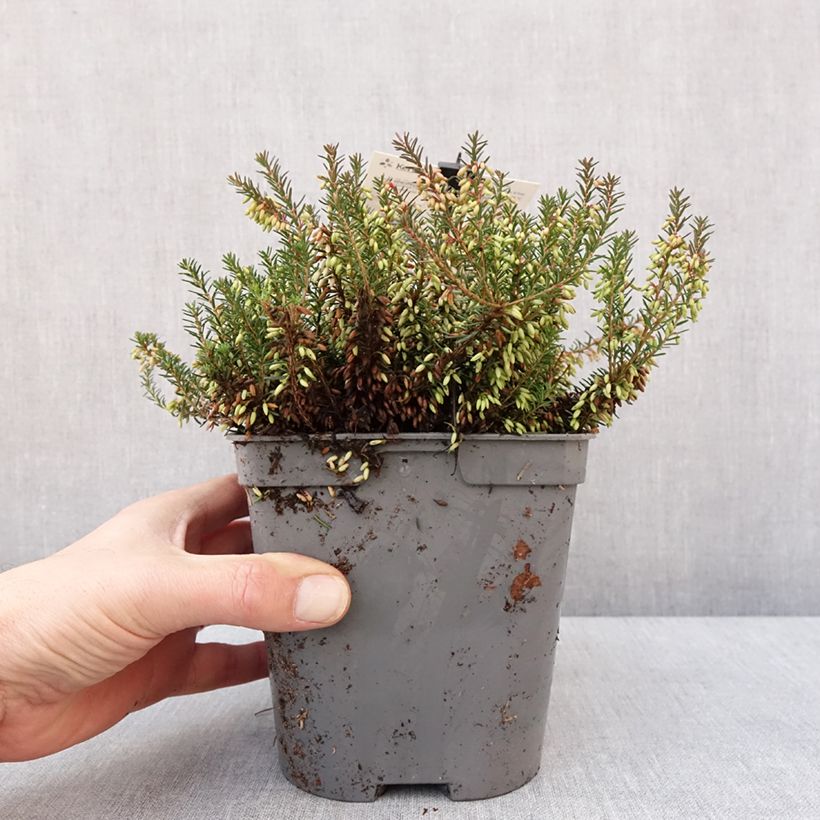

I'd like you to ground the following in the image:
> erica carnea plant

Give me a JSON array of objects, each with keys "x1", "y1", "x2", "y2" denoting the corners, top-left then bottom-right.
[{"x1": 133, "y1": 132, "x2": 712, "y2": 446}]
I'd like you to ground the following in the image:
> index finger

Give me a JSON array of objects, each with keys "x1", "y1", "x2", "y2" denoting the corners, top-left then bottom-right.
[{"x1": 126, "y1": 474, "x2": 249, "y2": 550}]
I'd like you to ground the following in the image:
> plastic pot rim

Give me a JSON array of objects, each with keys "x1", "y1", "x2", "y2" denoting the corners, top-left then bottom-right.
[{"x1": 227, "y1": 432, "x2": 598, "y2": 443}]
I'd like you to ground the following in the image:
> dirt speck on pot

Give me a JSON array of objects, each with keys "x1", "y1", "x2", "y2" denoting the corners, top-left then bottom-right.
[
  {"x1": 339, "y1": 487, "x2": 368, "y2": 514},
  {"x1": 257, "y1": 487, "x2": 326, "y2": 515},
  {"x1": 515, "y1": 461, "x2": 532, "y2": 481},
  {"x1": 433, "y1": 498, "x2": 448, "y2": 507},
  {"x1": 288, "y1": 764, "x2": 311, "y2": 791},
  {"x1": 391, "y1": 720, "x2": 417, "y2": 741},
  {"x1": 269, "y1": 634, "x2": 300, "y2": 678},
  {"x1": 296, "y1": 708, "x2": 309, "y2": 729},
  {"x1": 522, "y1": 506, "x2": 532, "y2": 518},
  {"x1": 268, "y1": 446, "x2": 283, "y2": 475},
  {"x1": 500, "y1": 700, "x2": 517, "y2": 726},
  {"x1": 331, "y1": 556, "x2": 354, "y2": 576}
]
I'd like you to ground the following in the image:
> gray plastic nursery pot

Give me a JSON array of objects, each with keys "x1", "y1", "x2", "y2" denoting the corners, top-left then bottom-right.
[{"x1": 232, "y1": 432, "x2": 592, "y2": 802}]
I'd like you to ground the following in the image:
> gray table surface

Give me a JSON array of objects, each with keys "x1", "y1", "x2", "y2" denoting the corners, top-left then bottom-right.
[{"x1": 2, "y1": 618, "x2": 819, "y2": 820}]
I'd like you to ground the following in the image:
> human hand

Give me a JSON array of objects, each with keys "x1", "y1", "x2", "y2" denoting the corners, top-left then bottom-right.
[{"x1": 0, "y1": 474, "x2": 351, "y2": 762}]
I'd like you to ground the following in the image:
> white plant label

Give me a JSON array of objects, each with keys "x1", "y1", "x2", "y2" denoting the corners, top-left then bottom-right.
[
  {"x1": 364, "y1": 152, "x2": 425, "y2": 204},
  {"x1": 364, "y1": 151, "x2": 539, "y2": 212},
  {"x1": 504, "y1": 178, "x2": 540, "y2": 210}
]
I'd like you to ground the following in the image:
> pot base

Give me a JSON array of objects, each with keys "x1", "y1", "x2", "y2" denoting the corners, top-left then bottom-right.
[{"x1": 279, "y1": 755, "x2": 541, "y2": 802}]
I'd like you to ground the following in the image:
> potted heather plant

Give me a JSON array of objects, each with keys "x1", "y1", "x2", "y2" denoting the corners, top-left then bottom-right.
[{"x1": 133, "y1": 133, "x2": 712, "y2": 802}]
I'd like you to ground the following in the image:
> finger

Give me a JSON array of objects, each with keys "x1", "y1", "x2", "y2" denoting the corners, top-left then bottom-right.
[
  {"x1": 198, "y1": 518, "x2": 254, "y2": 556},
  {"x1": 145, "y1": 551, "x2": 352, "y2": 635},
  {"x1": 123, "y1": 474, "x2": 248, "y2": 549},
  {"x1": 176, "y1": 641, "x2": 267, "y2": 696}
]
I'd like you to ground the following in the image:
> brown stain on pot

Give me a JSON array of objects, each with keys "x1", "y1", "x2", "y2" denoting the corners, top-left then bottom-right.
[
  {"x1": 504, "y1": 563, "x2": 542, "y2": 611},
  {"x1": 513, "y1": 538, "x2": 531, "y2": 560},
  {"x1": 511, "y1": 563, "x2": 542, "y2": 600}
]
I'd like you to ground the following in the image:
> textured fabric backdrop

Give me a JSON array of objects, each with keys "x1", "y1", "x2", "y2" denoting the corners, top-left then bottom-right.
[{"x1": 1, "y1": 0, "x2": 818, "y2": 614}]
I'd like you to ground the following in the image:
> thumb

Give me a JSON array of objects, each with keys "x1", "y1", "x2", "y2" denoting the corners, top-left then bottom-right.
[{"x1": 144, "y1": 551, "x2": 352, "y2": 635}]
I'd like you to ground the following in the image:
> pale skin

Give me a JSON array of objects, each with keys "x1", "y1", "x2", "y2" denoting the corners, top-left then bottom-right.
[{"x1": 0, "y1": 474, "x2": 352, "y2": 762}]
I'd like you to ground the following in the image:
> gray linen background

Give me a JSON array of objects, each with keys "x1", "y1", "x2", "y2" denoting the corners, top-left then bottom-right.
[{"x1": 1, "y1": 0, "x2": 818, "y2": 615}]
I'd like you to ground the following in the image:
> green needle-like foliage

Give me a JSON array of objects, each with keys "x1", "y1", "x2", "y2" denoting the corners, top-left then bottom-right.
[{"x1": 133, "y1": 132, "x2": 713, "y2": 443}]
